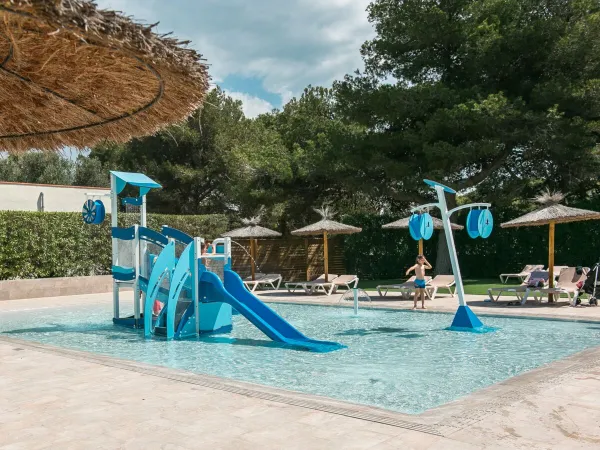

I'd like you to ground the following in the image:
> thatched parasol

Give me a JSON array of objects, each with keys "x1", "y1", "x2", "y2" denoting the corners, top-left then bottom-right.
[
  {"x1": 0, "y1": 0, "x2": 209, "y2": 152},
  {"x1": 501, "y1": 191, "x2": 600, "y2": 301},
  {"x1": 383, "y1": 216, "x2": 464, "y2": 255},
  {"x1": 291, "y1": 206, "x2": 362, "y2": 282},
  {"x1": 222, "y1": 212, "x2": 281, "y2": 281}
]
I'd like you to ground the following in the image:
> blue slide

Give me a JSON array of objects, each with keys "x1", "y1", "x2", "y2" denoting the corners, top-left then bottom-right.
[{"x1": 199, "y1": 270, "x2": 345, "y2": 352}]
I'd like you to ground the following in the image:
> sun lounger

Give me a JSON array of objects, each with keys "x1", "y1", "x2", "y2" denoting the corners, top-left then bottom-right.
[
  {"x1": 243, "y1": 273, "x2": 282, "y2": 292},
  {"x1": 303, "y1": 274, "x2": 359, "y2": 296},
  {"x1": 499, "y1": 265, "x2": 544, "y2": 284},
  {"x1": 488, "y1": 271, "x2": 549, "y2": 303},
  {"x1": 425, "y1": 275, "x2": 456, "y2": 300},
  {"x1": 285, "y1": 274, "x2": 338, "y2": 293},
  {"x1": 376, "y1": 276, "x2": 432, "y2": 298},
  {"x1": 536, "y1": 267, "x2": 586, "y2": 303}
]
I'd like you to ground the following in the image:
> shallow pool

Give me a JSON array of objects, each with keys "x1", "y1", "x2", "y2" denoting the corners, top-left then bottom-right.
[{"x1": 2, "y1": 302, "x2": 599, "y2": 414}]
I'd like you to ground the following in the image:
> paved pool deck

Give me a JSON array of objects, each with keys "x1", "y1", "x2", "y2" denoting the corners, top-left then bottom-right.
[{"x1": 1, "y1": 291, "x2": 600, "y2": 449}]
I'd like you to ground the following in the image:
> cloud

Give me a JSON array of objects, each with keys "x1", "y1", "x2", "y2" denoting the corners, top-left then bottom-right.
[
  {"x1": 227, "y1": 92, "x2": 274, "y2": 118},
  {"x1": 96, "y1": 0, "x2": 374, "y2": 106}
]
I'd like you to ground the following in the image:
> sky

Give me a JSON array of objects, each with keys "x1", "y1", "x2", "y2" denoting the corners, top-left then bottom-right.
[{"x1": 96, "y1": 0, "x2": 375, "y2": 117}]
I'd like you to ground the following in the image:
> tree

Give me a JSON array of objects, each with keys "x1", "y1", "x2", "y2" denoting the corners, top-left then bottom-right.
[
  {"x1": 335, "y1": 0, "x2": 600, "y2": 271},
  {"x1": 0, "y1": 152, "x2": 74, "y2": 185},
  {"x1": 88, "y1": 88, "x2": 291, "y2": 216}
]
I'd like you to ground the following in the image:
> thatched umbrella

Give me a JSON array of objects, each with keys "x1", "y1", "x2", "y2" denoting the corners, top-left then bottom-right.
[
  {"x1": 501, "y1": 191, "x2": 600, "y2": 301},
  {"x1": 222, "y1": 213, "x2": 281, "y2": 281},
  {"x1": 383, "y1": 216, "x2": 464, "y2": 255},
  {"x1": 291, "y1": 206, "x2": 362, "y2": 282},
  {"x1": 0, "y1": 0, "x2": 209, "y2": 152}
]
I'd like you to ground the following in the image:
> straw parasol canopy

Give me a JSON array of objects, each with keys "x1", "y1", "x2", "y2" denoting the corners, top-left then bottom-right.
[
  {"x1": 0, "y1": 0, "x2": 210, "y2": 152},
  {"x1": 383, "y1": 216, "x2": 464, "y2": 255},
  {"x1": 222, "y1": 212, "x2": 281, "y2": 281},
  {"x1": 291, "y1": 206, "x2": 362, "y2": 281},
  {"x1": 501, "y1": 190, "x2": 600, "y2": 301}
]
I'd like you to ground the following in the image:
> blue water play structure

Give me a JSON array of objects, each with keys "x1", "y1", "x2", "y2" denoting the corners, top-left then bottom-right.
[
  {"x1": 91, "y1": 171, "x2": 343, "y2": 352},
  {"x1": 410, "y1": 180, "x2": 495, "y2": 333}
]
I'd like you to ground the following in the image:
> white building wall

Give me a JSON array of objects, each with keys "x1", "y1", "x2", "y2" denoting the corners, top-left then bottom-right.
[{"x1": 0, "y1": 182, "x2": 111, "y2": 213}]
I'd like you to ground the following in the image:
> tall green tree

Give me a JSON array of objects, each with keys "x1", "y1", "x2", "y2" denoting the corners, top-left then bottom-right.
[
  {"x1": 89, "y1": 88, "x2": 291, "y2": 216},
  {"x1": 0, "y1": 152, "x2": 74, "y2": 185},
  {"x1": 335, "y1": 0, "x2": 600, "y2": 271}
]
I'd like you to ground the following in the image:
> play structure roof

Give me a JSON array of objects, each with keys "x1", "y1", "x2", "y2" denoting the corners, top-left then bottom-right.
[
  {"x1": 0, "y1": 0, "x2": 209, "y2": 152},
  {"x1": 111, "y1": 171, "x2": 161, "y2": 196},
  {"x1": 223, "y1": 225, "x2": 281, "y2": 239},
  {"x1": 291, "y1": 206, "x2": 362, "y2": 236},
  {"x1": 501, "y1": 204, "x2": 600, "y2": 228},
  {"x1": 382, "y1": 216, "x2": 464, "y2": 230}
]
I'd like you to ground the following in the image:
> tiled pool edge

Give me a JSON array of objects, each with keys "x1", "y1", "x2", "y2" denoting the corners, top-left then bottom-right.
[{"x1": 2, "y1": 335, "x2": 599, "y2": 439}]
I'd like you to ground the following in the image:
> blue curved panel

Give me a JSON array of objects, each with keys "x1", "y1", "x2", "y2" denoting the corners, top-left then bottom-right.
[
  {"x1": 161, "y1": 226, "x2": 193, "y2": 245},
  {"x1": 143, "y1": 241, "x2": 176, "y2": 337},
  {"x1": 166, "y1": 242, "x2": 195, "y2": 339},
  {"x1": 423, "y1": 179, "x2": 456, "y2": 194},
  {"x1": 466, "y1": 209, "x2": 482, "y2": 239},
  {"x1": 111, "y1": 226, "x2": 136, "y2": 240},
  {"x1": 139, "y1": 227, "x2": 168, "y2": 247},
  {"x1": 112, "y1": 266, "x2": 135, "y2": 281},
  {"x1": 408, "y1": 214, "x2": 422, "y2": 241},
  {"x1": 420, "y1": 213, "x2": 434, "y2": 240},
  {"x1": 478, "y1": 209, "x2": 494, "y2": 239}
]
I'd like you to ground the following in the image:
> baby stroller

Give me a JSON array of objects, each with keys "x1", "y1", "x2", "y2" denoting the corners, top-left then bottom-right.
[{"x1": 574, "y1": 262, "x2": 599, "y2": 306}]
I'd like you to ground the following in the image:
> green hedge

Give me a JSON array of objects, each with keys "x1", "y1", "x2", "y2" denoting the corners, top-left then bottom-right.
[
  {"x1": 0, "y1": 212, "x2": 228, "y2": 280},
  {"x1": 342, "y1": 200, "x2": 600, "y2": 280}
]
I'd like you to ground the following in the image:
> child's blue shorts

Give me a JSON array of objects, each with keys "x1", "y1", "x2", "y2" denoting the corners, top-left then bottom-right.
[{"x1": 414, "y1": 279, "x2": 426, "y2": 289}]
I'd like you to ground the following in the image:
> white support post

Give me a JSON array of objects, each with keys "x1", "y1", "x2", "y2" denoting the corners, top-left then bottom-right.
[
  {"x1": 139, "y1": 195, "x2": 147, "y2": 315},
  {"x1": 434, "y1": 186, "x2": 467, "y2": 307},
  {"x1": 353, "y1": 288, "x2": 359, "y2": 315},
  {"x1": 133, "y1": 224, "x2": 141, "y2": 324},
  {"x1": 193, "y1": 237, "x2": 201, "y2": 336},
  {"x1": 110, "y1": 174, "x2": 119, "y2": 319}
]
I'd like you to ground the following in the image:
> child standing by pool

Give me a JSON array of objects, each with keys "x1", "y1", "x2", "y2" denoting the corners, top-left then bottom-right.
[{"x1": 406, "y1": 255, "x2": 432, "y2": 309}]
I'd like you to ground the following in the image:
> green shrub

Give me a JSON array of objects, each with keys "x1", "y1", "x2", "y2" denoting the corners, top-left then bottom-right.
[{"x1": 0, "y1": 211, "x2": 228, "y2": 280}]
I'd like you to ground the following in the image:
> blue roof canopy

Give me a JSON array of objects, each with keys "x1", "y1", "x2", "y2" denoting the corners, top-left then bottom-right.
[{"x1": 110, "y1": 171, "x2": 161, "y2": 196}]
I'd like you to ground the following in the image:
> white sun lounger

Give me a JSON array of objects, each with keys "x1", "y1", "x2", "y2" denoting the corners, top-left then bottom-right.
[
  {"x1": 243, "y1": 273, "x2": 282, "y2": 292},
  {"x1": 376, "y1": 276, "x2": 432, "y2": 298},
  {"x1": 499, "y1": 265, "x2": 544, "y2": 284},
  {"x1": 303, "y1": 274, "x2": 359, "y2": 296},
  {"x1": 488, "y1": 271, "x2": 549, "y2": 303},
  {"x1": 425, "y1": 275, "x2": 456, "y2": 300},
  {"x1": 285, "y1": 274, "x2": 338, "y2": 293},
  {"x1": 535, "y1": 267, "x2": 586, "y2": 303}
]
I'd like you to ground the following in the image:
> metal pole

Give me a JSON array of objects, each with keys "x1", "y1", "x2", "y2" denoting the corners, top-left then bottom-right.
[
  {"x1": 434, "y1": 185, "x2": 467, "y2": 307},
  {"x1": 324, "y1": 231, "x2": 329, "y2": 282},
  {"x1": 353, "y1": 288, "x2": 359, "y2": 315},
  {"x1": 110, "y1": 174, "x2": 119, "y2": 319},
  {"x1": 133, "y1": 224, "x2": 140, "y2": 324},
  {"x1": 194, "y1": 237, "x2": 200, "y2": 336}
]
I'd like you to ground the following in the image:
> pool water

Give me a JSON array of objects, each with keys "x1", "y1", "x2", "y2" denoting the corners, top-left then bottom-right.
[{"x1": 2, "y1": 302, "x2": 599, "y2": 414}]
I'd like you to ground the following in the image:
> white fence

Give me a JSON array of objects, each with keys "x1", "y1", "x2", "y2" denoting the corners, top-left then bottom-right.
[{"x1": 0, "y1": 182, "x2": 111, "y2": 213}]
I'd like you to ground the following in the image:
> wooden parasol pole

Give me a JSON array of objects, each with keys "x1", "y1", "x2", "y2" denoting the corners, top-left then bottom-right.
[
  {"x1": 418, "y1": 239, "x2": 424, "y2": 255},
  {"x1": 323, "y1": 231, "x2": 329, "y2": 282},
  {"x1": 250, "y1": 238, "x2": 256, "y2": 281},
  {"x1": 548, "y1": 222, "x2": 555, "y2": 302}
]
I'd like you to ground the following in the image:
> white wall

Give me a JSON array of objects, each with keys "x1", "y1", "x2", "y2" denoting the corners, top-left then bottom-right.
[{"x1": 0, "y1": 182, "x2": 111, "y2": 213}]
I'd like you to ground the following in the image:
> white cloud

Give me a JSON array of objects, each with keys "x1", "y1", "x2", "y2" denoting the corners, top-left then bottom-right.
[
  {"x1": 227, "y1": 92, "x2": 274, "y2": 118},
  {"x1": 96, "y1": 0, "x2": 375, "y2": 106}
]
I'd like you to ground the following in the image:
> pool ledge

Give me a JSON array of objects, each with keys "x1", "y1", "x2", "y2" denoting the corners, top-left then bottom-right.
[{"x1": 1, "y1": 334, "x2": 599, "y2": 441}]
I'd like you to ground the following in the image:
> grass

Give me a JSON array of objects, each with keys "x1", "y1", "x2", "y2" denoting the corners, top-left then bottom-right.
[{"x1": 359, "y1": 278, "x2": 517, "y2": 295}]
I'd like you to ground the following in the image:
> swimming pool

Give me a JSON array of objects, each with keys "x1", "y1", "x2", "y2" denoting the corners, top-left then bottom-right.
[{"x1": 2, "y1": 302, "x2": 599, "y2": 414}]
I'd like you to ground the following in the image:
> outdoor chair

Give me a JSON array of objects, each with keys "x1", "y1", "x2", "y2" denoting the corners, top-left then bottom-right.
[
  {"x1": 285, "y1": 274, "x2": 338, "y2": 293},
  {"x1": 376, "y1": 276, "x2": 432, "y2": 299},
  {"x1": 499, "y1": 265, "x2": 544, "y2": 284},
  {"x1": 303, "y1": 274, "x2": 359, "y2": 296},
  {"x1": 425, "y1": 275, "x2": 456, "y2": 300},
  {"x1": 243, "y1": 273, "x2": 282, "y2": 292}
]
